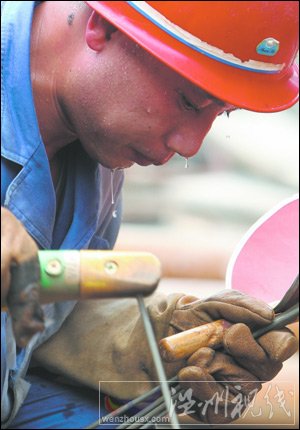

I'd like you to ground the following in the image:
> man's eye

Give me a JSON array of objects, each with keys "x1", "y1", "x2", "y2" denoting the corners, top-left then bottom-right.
[{"x1": 180, "y1": 93, "x2": 199, "y2": 112}]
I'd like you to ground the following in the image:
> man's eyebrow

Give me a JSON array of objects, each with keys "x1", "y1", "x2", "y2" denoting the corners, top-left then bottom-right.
[{"x1": 178, "y1": 87, "x2": 230, "y2": 109}]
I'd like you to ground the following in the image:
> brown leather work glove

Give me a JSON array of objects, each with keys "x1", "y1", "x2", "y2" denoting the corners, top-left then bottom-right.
[
  {"x1": 166, "y1": 290, "x2": 298, "y2": 424},
  {"x1": 32, "y1": 288, "x2": 297, "y2": 421}
]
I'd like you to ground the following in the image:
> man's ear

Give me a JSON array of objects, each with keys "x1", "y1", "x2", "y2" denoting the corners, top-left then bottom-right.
[{"x1": 85, "y1": 11, "x2": 117, "y2": 52}]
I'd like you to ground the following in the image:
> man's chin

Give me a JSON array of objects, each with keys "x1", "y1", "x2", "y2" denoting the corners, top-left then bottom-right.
[{"x1": 99, "y1": 159, "x2": 134, "y2": 170}]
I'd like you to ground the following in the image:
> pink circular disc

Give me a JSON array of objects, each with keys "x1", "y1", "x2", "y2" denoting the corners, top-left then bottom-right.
[{"x1": 226, "y1": 195, "x2": 299, "y2": 304}]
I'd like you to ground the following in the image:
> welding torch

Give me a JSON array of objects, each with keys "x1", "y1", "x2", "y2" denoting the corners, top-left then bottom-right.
[
  {"x1": 2, "y1": 250, "x2": 161, "y2": 349},
  {"x1": 5, "y1": 250, "x2": 161, "y2": 302},
  {"x1": 3, "y1": 249, "x2": 181, "y2": 428}
]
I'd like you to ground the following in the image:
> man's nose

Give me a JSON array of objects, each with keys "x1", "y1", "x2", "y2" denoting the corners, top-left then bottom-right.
[{"x1": 166, "y1": 107, "x2": 219, "y2": 158}]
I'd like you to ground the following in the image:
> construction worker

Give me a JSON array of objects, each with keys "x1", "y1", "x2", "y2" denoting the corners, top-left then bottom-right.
[{"x1": 1, "y1": 1, "x2": 298, "y2": 427}]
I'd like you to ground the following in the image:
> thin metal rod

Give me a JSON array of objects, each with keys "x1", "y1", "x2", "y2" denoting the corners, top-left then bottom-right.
[
  {"x1": 120, "y1": 403, "x2": 166, "y2": 430},
  {"x1": 253, "y1": 304, "x2": 299, "y2": 338},
  {"x1": 118, "y1": 385, "x2": 183, "y2": 429},
  {"x1": 137, "y1": 294, "x2": 180, "y2": 429},
  {"x1": 140, "y1": 404, "x2": 181, "y2": 429},
  {"x1": 85, "y1": 377, "x2": 178, "y2": 429},
  {"x1": 147, "y1": 305, "x2": 300, "y2": 421},
  {"x1": 85, "y1": 300, "x2": 298, "y2": 429},
  {"x1": 136, "y1": 304, "x2": 300, "y2": 425},
  {"x1": 137, "y1": 390, "x2": 184, "y2": 430},
  {"x1": 116, "y1": 394, "x2": 168, "y2": 430},
  {"x1": 273, "y1": 274, "x2": 299, "y2": 313}
]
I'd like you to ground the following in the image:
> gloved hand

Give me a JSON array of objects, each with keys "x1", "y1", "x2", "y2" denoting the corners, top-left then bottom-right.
[
  {"x1": 1, "y1": 207, "x2": 44, "y2": 347},
  {"x1": 165, "y1": 290, "x2": 298, "y2": 424},
  {"x1": 32, "y1": 288, "x2": 297, "y2": 419}
]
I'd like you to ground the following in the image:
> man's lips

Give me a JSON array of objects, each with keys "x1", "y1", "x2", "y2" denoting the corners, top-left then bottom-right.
[{"x1": 131, "y1": 149, "x2": 174, "y2": 166}]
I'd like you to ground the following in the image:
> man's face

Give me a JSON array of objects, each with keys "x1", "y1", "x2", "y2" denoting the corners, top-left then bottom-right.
[{"x1": 63, "y1": 34, "x2": 235, "y2": 169}]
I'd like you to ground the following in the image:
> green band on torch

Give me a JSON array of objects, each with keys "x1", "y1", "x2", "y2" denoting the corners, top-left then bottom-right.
[{"x1": 38, "y1": 250, "x2": 80, "y2": 300}]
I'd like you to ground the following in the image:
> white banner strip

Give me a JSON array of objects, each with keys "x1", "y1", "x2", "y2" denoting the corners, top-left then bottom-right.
[{"x1": 127, "y1": 1, "x2": 284, "y2": 73}]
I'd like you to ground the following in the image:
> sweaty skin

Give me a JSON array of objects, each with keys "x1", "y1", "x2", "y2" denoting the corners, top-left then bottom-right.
[
  {"x1": 3, "y1": 2, "x2": 235, "y2": 347},
  {"x1": 30, "y1": 2, "x2": 236, "y2": 172}
]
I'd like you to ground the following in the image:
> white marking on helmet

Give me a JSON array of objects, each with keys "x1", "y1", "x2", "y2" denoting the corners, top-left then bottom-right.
[{"x1": 127, "y1": 1, "x2": 284, "y2": 73}]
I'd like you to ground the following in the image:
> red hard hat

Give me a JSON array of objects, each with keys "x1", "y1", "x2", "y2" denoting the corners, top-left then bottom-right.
[{"x1": 85, "y1": 1, "x2": 299, "y2": 113}]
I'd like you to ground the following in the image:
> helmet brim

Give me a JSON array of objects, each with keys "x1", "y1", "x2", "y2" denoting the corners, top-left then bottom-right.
[{"x1": 86, "y1": 1, "x2": 299, "y2": 113}]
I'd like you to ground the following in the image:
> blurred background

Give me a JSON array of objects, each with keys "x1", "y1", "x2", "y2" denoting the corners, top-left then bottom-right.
[
  {"x1": 115, "y1": 104, "x2": 299, "y2": 283},
  {"x1": 115, "y1": 104, "x2": 299, "y2": 428}
]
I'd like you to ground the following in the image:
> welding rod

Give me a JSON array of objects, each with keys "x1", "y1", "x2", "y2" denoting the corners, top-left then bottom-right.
[
  {"x1": 85, "y1": 377, "x2": 178, "y2": 429},
  {"x1": 133, "y1": 303, "x2": 300, "y2": 426},
  {"x1": 84, "y1": 300, "x2": 299, "y2": 429},
  {"x1": 148, "y1": 304, "x2": 300, "y2": 407},
  {"x1": 128, "y1": 389, "x2": 183, "y2": 430},
  {"x1": 159, "y1": 305, "x2": 299, "y2": 362},
  {"x1": 5, "y1": 249, "x2": 162, "y2": 352},
  {"x1": 116, "y1": 385, "x2": 182, "y2": 429},
  {"x1": 86, "y1": 304, "x2": 299, "y2": 429},
  {"x1": 137, "y1": 294, "x2": 180, "y2": 429}
]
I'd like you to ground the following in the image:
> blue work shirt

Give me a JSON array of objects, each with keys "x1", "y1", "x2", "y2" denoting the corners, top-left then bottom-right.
[{"x1": 1, "y1": 1, "x2": 124, "y2": 426}]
